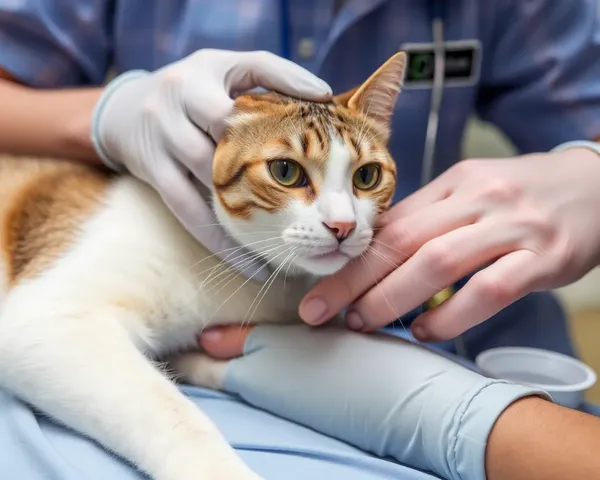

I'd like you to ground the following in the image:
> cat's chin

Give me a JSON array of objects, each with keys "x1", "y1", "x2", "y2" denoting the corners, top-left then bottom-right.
[{"x1": 291, "y1": 251, "x2": 352, "y2": 277}]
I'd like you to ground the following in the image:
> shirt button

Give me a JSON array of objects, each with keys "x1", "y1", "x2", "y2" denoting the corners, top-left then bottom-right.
[{"x1": 297, "y1": 38, "x2": 316, "y2": 59}]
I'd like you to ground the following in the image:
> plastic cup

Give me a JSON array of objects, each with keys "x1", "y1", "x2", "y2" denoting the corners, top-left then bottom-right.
[{"x1": 475, "y1": 347, "x2": 597, "y2": 409}]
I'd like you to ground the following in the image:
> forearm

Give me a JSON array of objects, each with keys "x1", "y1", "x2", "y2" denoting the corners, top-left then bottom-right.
[
  {"x1": 0, "y1": 75, "x2": 103, "y2": 164},
  {"x1": 487, "y1": 396, "x2": 600, "y2": 480},
  {"x1": 219, "y1": 325, "x2": 547, "y2": 480}
]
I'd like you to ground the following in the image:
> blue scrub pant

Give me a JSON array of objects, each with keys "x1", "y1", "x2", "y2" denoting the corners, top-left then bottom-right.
[
  {"x1": 0, "y1": 385, "x2": 438, "y2": 480},
  {"x1": 0, "y1": 291, "x2": 590, "y2": 480}
]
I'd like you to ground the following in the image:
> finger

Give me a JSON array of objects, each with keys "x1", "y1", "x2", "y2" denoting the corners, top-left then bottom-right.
[
  {"x1": 411, "y1": 249, "x2": 544, "y2": 342},
  {"x1": 348, "y1": 220, "x2": 523, "y2": 331},
  {"x1": 299, "y1": 196, "x2": 479, "y2": 325},
  {"x1": 188, "y1": 50, "x2": 332, "y2": 141},
  {"x1": 227, "y1": 51, "x2": 332, "y2": 101},
  {"x1": 152, "y1": 161, "x2": 269, "y2": 281},
  {"x1": 182, "y1": 82, "x2": 235, "y2": 142},
  {"x1": 378, "y1": 171, "x2": 456, "y2": 227},
  {"x1": 199, "y1": 325, "x2": 254, "y2": 359},
  {"x1": 163, "y1": 116, "x2": 215, "y2": 186}
]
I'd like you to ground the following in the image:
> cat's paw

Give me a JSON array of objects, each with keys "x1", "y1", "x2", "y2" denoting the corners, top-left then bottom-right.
[{"x1": 168, "y1": 352, "x2": 230, "y2": 391}]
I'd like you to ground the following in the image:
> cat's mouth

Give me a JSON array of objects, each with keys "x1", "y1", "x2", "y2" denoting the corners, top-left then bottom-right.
[
  {"x1": 287, "y1": 243, "x2": 364, "y2": 276},
  {"x1": 308, "y1": 250, "x2": 349, "y2": 262}
]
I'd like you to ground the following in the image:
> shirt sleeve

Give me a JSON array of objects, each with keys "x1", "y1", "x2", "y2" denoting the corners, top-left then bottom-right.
[
  {"x1": 0, "y1": 0, "x2": 113, "y2": 87},
  {"x1": 476, "y1": 0, "x2": 600, "y2": 153}
]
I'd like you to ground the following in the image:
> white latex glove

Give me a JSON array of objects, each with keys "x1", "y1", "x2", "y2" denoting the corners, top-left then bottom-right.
[
  {"x1": 297, "y1": 146, "x2": 600, "y2": 338},
  {"x1": 91, "y1": 49, "x2": 332, "y2": 276}
]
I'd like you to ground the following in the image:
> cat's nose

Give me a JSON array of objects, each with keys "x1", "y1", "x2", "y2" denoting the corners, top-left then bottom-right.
[{"x1": 322, "y1": 220, "x2": 356, "y2": 242}]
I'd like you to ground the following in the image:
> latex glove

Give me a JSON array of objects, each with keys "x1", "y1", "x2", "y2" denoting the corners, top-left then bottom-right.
[
  {"x1": 192, "y1": 324, "x2": 548, "y2": 480},
  {"x1": 297, "y1": 146, "x2": 600, "y2": 340},
  {"x1": 91, "y1": 49, "x2": 331, "y2": 275}
]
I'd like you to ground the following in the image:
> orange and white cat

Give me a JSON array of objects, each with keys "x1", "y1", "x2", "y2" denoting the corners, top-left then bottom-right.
[{"x1": 0, "y1": 53, "x2": 405, "y2": 479}]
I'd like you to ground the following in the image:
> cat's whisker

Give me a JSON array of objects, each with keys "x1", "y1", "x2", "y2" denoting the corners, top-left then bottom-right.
[
  {"x1": 196, "y1": 244, "x2": 279, "y2": 292},
  {"x1": 224, "y1": 230, "x2": 282, "y2": 236},
  {"x1": 243, "y1": 246, "x2": 298, "y2": 328},
  {"x1": 356, "y1": 93, "x2": 375, "y2": 147},
  {"x1": 283, "y1": 249, "x2": 300, "y2": 292},
  {"x1": 365, "y1": 245, "x2": 403, "y2": 270},
  {"x1": 359, "y1": 251, "x2": 415, "y2": 344},
  {"x1": 198, "y1": 242, "x2": 284, "y2": 293},
  {"x1": 369, "y1": 238, "x2": 447, "y2": 291},
  {"x1": 275, "y1": 92, "x2": 303, "y2": 140},
  {"x1": 201, "y1": 244, "x2": 286, "y2": 297},
  {"x1": 191, "y1": 235, "x2": 283, "y2": 274},
  {"x1": 194, "y1": 232, "x2": 284, "y2": 274},
  {"x1": 366, "y1": 245, "x2": 443, "y2": 292},
  {"x1": 183, "y1": 245, "x2": 285, "y2": 320},
  {"x1": 189, "y1": 221, "x2": 284, "y2": 229},
  {"x1": 203, "y1": 246, "x2": 293, "y2": 328},
  {"x1": 370, "y1": 237, "x2": 412, "y2": 261},
  {"x1": 241, "y1": 247, "x2": 295, "y2": 325}
]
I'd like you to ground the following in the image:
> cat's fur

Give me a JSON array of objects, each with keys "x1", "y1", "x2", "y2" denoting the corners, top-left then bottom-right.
[{"x1": 0, "y1": 53, "x2": 405, "y2": 479}]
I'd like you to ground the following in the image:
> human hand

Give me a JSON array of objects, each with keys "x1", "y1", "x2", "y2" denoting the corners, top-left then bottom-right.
[
  {"x1": 191, "y1": 325, "x2": 547, "y2": 480},
  {"x1": 91, "y1": 49, "x2": 331, "y2": 272},
  {"x1": 297, "y1": 147, "x2": 600, "y2": 340}
]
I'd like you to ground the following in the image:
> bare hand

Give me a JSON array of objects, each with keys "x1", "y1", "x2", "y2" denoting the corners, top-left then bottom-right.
[{"x1": 297, "y1": 147, "x2": 600, "y2": 341}]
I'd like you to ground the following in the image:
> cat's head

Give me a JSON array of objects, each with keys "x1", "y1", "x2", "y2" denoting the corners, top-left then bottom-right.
[{"x1": 212, "y1": 53, "x2": 406, "y2": 277}]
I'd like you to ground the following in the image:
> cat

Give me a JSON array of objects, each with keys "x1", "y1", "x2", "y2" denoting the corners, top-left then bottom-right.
[{"x1": 0, "y1": 52, "x2": 405, "y2": 480}]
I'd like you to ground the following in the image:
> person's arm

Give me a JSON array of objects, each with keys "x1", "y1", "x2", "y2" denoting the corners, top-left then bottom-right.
[
  {"x1": 477, "y1": 1, "x2": 600, "y2": 150},
  {"x1": 188, "y1": 324, "x2": 549, "y2": 480},
  {"x1": 486, "y1": 396, "x2": 600, "y2": 480},
  {"x1": 196, "y1": 325, "x2": 600, "y2": 480},
  {"x1": 0, "y1": 1, "x2": 113, "y2": 163},
  {"x1": 0, "y1": 71, "x2": 102, "y2": 163}
]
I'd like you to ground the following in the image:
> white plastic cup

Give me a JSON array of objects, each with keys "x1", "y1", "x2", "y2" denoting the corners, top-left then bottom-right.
[{"x1": 475, "y1": 347, "x2": 597, "y2": 409}]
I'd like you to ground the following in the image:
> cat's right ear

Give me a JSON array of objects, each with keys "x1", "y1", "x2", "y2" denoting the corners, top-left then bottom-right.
[{"x1": 333, "y1": 52, "x2": 406, "y2": 130}]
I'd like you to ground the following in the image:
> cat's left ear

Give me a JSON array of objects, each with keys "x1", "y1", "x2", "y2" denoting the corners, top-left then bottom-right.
[{"x1": 334, "y1": 52, "x2": 406, "y2": 131}]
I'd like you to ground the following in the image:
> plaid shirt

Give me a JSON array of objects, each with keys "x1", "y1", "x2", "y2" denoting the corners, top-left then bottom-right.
[
  {"x1": 0, "y1": 0, "x2": 597, "y2": 358},
  {"x1": 1, "y1": 0, "x2": 600, "y2": 200}
]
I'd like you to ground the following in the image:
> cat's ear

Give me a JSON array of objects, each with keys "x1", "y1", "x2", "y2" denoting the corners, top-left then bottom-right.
[{"x1": 334, "y1": 52, "x2": 406, "y2": 128}]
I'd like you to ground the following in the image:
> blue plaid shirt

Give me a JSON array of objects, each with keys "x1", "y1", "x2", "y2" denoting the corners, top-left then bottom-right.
[{"x1": 0, "y1": 0, "x2": 598, "y2": 358}]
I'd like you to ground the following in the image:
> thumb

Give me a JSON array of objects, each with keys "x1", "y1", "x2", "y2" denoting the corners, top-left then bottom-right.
[
  {"x1": 199, "y1": 325, "x2": 255, "y2": 359},
  {"x1": 226, "y1": 51, "x2": 332, "y2": 100}
]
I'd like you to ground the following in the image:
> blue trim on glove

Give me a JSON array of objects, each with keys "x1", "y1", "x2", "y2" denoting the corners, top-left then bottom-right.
[{"x1": 90, "y1": 70, "x2": 150, "y2": 171}]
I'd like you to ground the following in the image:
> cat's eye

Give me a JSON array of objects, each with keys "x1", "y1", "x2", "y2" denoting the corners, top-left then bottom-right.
[
  {"x1": 268, "y1": 159, "x2": 307, "y2": 188},
  {"x1": 353, "y1": 164, "x2": 381, "y2": 190}
]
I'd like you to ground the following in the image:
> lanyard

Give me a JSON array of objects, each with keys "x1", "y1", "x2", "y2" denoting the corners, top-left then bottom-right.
[{"x1": 279, "y1": 0, "x2": 291, "y2": 60}]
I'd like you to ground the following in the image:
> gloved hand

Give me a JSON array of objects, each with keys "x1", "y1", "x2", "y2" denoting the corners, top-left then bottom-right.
[
  {"x1": 91, "y1": 49, "x2": 331, "y2": 276},
  {"x1": 297, "y1": 146, "x2": 600, "y2": 339},
  {"x1": 187, "y1": 324, "x2": 548, "y2": 480}
]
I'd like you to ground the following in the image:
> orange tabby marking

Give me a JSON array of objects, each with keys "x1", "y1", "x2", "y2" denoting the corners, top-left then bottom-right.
[
  {"x1": 0, "y1": 156, "x2": 112, "y2": 284},
  {"x1": 213, "y1": 52, "x2": 405, "y2": 221}
]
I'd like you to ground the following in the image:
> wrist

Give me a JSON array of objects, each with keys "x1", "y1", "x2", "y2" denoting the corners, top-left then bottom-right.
[
  {"x1": 58, "y1": 88, "x2": 105, "y2": 164},
  {"x1": 90, "y1": 69, "x2": 150, "y2": 171},
  {"x1": 440, "y1": 381, "x2": 549, "y2": 480}
]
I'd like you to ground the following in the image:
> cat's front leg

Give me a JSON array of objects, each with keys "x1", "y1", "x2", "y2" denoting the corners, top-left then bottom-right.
[
  {"x1": 170, "y1": 352, "x2": 230, "y2": 392},
  {"x1": 0, "y1": 300, "x2": 261, "y2": 480}
]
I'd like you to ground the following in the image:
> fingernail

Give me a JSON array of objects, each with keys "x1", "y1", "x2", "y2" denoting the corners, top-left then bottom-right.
[
  {"x1": 201, "y1": 329, "x2": 222, "y2": 343},
  {"x1": 316, "y1": 79, "x2": 333, "y2": 96},
  {"x1": 346, "y1": 311, "x2": 364, "y2": 331},
  {"x1": 411, "y1": 324, "x2": 428, "y2": 341},
  {"x1": 301, "y1": 298, "x2": 327, "y2": 324}
]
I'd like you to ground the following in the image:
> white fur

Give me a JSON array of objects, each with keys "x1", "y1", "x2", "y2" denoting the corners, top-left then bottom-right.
[
  {"x1": 0, "y1": 177, "x2": 309, "y2": 480},
  {"x1": 215, "y1": 133, "x2": 376, "y2": 277},
  {"x1": 0, "y1": 134, "x2": 382, "y2": 479}
]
